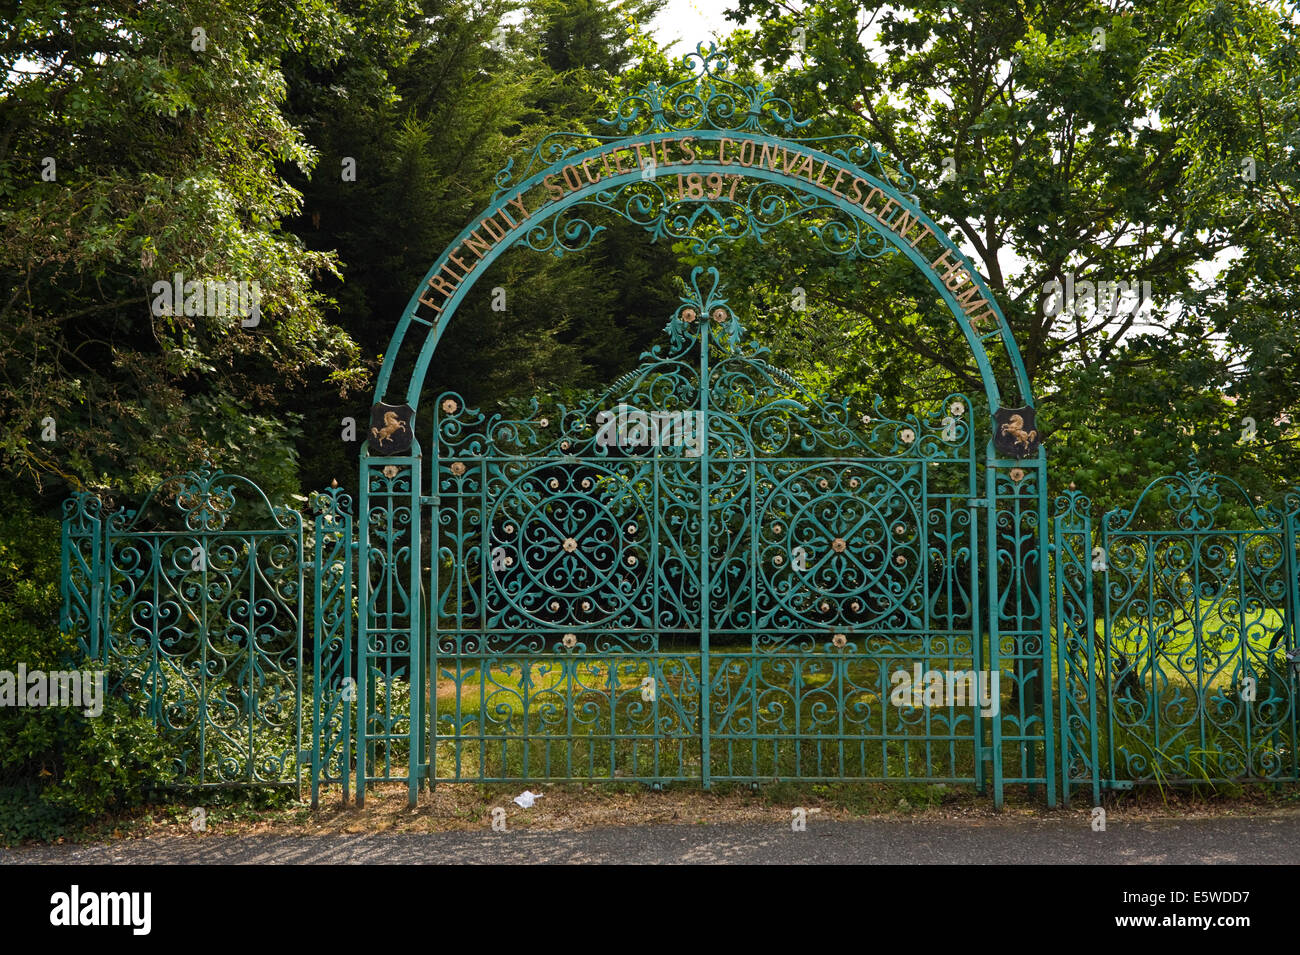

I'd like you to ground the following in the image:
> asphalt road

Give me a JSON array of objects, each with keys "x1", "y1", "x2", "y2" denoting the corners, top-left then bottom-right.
[{"x1": 3, "y1": 816, "x2": 1298, "y2": 864}]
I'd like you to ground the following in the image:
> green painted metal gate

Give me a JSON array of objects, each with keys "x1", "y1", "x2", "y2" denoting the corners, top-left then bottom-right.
[
  {"x1": 344, "y1": 45, "x2": 1058, "y2": 805},
  {"x1": 59, "y1": 468, "x2": 356, "y2": 805},
  {"x1": 1055, "y1": 468, "x2": 1300, "y2": 804},
  {"x1": 48, "y1": 38, "x2": 1291, "y2": 805},
  {"x1": 61, "y1": 467, "x2": 306, "y2": 786},
  {"x1": 418, "y1": 267, "x2": 1049, "y2": 800}
]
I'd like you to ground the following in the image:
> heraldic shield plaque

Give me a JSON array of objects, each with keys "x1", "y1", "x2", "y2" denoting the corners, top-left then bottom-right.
[
  {"x1": 368, "y1": 402, "x2": 415, "y2": 455},
  {"x1": 994, "y1": 406, "x2": 1040, "y2": 459}
]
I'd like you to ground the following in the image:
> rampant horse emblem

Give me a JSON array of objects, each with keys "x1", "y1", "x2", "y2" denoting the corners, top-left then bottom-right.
[
  {"x1": 993, "y1": 406, "x2": 1040, "y2": 459},
  {"x1": 368, "y1": 402, "x2": 415, "y2": 455},
  {"x1": 1001, "y1": 414, "x2": 1036, "y2": 451},
  {"x1": 372, "y1": 412, "x2": 407, "y2": 443}
]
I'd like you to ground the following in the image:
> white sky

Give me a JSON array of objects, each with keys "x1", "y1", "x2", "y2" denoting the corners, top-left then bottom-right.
[{"x1": 650, "y1": 0, "x2": 742, "y2": 53}]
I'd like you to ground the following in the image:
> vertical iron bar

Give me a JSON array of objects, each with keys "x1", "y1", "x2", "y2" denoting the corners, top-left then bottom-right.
[
  {"x1": 244, "y1": 535, "x2": 255, "y2": 785},
  {"x1": 1086, "y1": 504, "x2": 1100, "y2": 806},
  {"x1": 1285, "y1": 503, "x2": 1300, "y2": 779},
  {"x1": 98, "y1": 508, "x2": 110, "y2": 670},
  {"x1": 986, "y1": 453, "x2": 1003, "y2": 808},
  {"x1": 1238, "y1": 533, "x2": 1251, "y2": 775},
  {"x1": 356, "y1": 460, "x2": 371, "y2": 806},
  {"x1": 971, "y1": 441, "x2": 984, "y2": 794},
  {"x1": 408, "y1": 450, "x2": 423, "y2": 807},
  {"x1": 1101, "y1": 511, "x2": 1116, "y2": 789},
  {"x1": 429, "y1": 445, "x2": 440, "y2": 792},
  {"x1": 311, "y1": 509, "x2": 326, "y2": 808},
  {"x1": 1193, "y1": 531, "x2": 1205, "y2": 764},
  {"x1": 341, "y1": 512, "x2": 353, "y2": 803},
  {"x1": 294, "y1": 520, "x2": 305, "y2": 799},
  {"x1": 1037, "y1": 459, "x2": 1056, "y2": 806},
  {"x1": 699, "y1": 316, "x2": 712, "y2": 789}
]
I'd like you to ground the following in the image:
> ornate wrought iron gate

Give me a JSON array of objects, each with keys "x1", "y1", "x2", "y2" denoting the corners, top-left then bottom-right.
[
  {"x1": 421, "y1": 267, "x2": 1021, "y2": 791},
  {"x1": 60, "y1": 467, "x2": 357, "y2": 803},
  {"x1": 55, "y1": 44, "x2": 1065, "y2": 807},
  {"x1": 61, "y1": 466, "x2": 306, "y2": 786},
  {"x1": 348, "y1": 46, "x2": 1056, "y2": 805},
  {"x1": 1055, "y1": 468, "x2": 1300, "y2": 804}
]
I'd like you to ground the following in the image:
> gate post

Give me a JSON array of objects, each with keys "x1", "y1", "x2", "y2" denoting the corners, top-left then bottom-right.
[
  {"x1": 1053, "y1": 487, "x2": 1101, "y2": 807},
  {"x1": 1283, "y1": 490, "x2": 1300, "y2": 778},
  {"x1": 986, "y1": 446, "x2": 1054, "y2": 808},
  {"x1": 698, "y1": 308, "x2": 712, "y2": 791},
  {"x1": 983, "y1": 455, "x2": 1002, "y2": 807},
  {"x1": 310, "y1": 483, "x2": 354, "y2": 808},
  {"x1": 357, "y1": 444, "x2": 422, "y2": 808}
]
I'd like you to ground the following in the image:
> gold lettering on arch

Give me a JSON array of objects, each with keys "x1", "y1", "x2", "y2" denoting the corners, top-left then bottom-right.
[{"x1": 415, "y1": 134, "x2": 997, "y2": 325}]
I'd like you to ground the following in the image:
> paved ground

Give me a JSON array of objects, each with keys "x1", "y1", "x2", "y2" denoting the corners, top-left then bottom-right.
[{"x1": 3, "y1": 815, "x2": 1298, "y2": 864}]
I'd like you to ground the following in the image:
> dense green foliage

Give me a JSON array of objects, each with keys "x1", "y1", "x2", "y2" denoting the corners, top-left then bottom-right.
[
  {"x1": 722, "y1": 0, "x2": 1298, "y2": 514},
  {"x1": 1, "y1": 0, "x2": 366, "y2": 502},
  {"x1": 0, "y1": 497, "x2": 174, "y2": 843}
]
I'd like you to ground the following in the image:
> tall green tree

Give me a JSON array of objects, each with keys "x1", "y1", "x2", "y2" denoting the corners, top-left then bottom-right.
[
  {"x1": 1144, "y1": 0, "x2": 1300, "y2": 491},
  {"x1": 0, "y1": 0, "x2": 366, "y2": 499},
  {"x1": 281, "y1": 0, "x2": 682, "y2": 490},
  {"x1": 717, "y1": 0, "x2": 1299, "y2": 510}
]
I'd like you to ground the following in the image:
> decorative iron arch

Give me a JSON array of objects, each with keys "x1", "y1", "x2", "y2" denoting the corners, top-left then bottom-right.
[
  {"x1": 355, "y1": 45, "x2": 1054, "y2": 809},
  {"x1": 371, "y1": 43, "x2": 1037, "y2": 425}
]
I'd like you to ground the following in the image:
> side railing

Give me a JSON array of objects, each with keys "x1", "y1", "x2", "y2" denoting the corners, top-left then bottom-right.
[
  {"x1": 1054, "y1": 464, "x2": 1300, "y2": 804},
  {"x1": 59, "y1": 465, "x2": 354, "y2": 798},
  {"x1": 1053, "y1": 487, "x2": 1101, "y2": 806}
]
